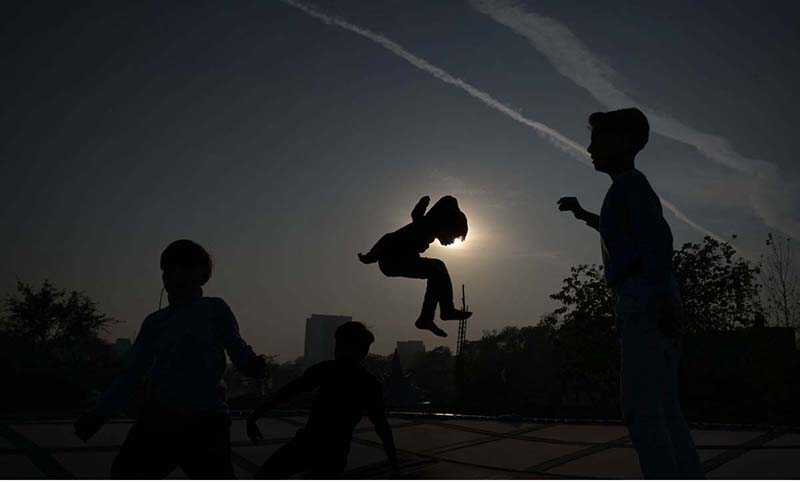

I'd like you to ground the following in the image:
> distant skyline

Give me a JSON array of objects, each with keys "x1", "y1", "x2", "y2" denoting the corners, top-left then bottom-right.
[{"x1": 2, "y1": 1, "x2": 798, "y2": 360}]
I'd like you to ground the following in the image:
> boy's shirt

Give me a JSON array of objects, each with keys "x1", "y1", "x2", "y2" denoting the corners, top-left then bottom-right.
[
  {"x1": 364, "y1": 198, "x2": 435, "y2": 260},
  {"x1": 95, "y1": 296, "x2": 257, "y2": 417},
  {"x1": 370, "y1": 222, "x2": 434, "y2": 259},
  {"x1": 296, "y1": 360, "x2": 384, "y2": 452},
  {"x1": 599, "y1": 168, "x2": 674, "y2": 291}
]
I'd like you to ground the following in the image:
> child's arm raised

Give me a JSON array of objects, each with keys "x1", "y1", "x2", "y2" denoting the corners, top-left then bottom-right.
[
  {"x1": 557, "y1": 196, "x2": 600, "y2": 231},
  {"x1": 411, "y1": 195, "x2": 431, "y2": 223}
]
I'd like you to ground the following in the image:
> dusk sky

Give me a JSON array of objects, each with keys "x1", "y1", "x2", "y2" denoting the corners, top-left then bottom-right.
[{"x1": 2, "y1": 0, "x2": 798, "y2": 361}]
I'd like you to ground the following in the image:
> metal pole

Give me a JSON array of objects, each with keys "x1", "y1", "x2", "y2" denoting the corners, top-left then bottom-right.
[{"x1": 455, "y1": 284, "x2": 468, "y2": 410}]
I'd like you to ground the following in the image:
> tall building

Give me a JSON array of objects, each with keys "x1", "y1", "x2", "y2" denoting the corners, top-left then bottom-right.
[
  {"x1": 303, "y1": 314, "x2": 356, "y2": 366},
  {"x1": 396, "y1": 340, "x2": 426, "y2": 370}
]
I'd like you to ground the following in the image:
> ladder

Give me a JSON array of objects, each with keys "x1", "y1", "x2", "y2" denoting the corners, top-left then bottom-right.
[{"x1": 456, "y1": 284, "x2": 468, "y2": 357}]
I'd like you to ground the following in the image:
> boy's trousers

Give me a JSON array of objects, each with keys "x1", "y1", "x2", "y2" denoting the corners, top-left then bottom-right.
[{"x1": 615, "y1": 276, "x2": 704, "y2": 479}]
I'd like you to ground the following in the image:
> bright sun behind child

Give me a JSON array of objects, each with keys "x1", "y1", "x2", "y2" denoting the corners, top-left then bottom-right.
[
  {"x1": 446, "y1": 237, "x2": 464, "y2": 248},
  {"x1": 358, "y1": 195, "x2": 472, "y2": 337}
]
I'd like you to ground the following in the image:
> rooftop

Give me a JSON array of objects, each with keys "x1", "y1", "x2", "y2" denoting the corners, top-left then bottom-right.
[{"x1": 1, "y1": 414, "x2": 798, "y2": 479}]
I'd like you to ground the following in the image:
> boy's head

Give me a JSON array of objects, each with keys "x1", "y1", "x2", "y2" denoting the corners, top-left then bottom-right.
[
  {"x1": 587, "y1": 108, "x2": 649, "y2": 174},
  {"x1": 160, "y1": 239, "x2": 213, "y2": 297},
  {"x1": 426, "y1": 195, "x2": 468, "y2": 245},
  {"x1": 334, "y1": 322, "x2": 374, "y2": 362}
]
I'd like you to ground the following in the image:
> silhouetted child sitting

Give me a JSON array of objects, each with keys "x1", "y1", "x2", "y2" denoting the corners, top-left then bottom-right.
[
  {"x1": 358, "y1": 195, "x2": 471, "y2": 337},
  {"x1": 247, "y1": 322, "x2": 398, "y2": 478}
]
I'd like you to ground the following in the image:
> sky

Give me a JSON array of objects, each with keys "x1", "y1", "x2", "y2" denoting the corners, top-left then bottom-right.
[{"x1": 1, "y1": 0, "x2": 798, "y2": 361}]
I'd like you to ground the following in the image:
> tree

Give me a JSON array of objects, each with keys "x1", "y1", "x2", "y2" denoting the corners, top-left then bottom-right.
[
  {"x1": 539, "y1": 237, "x2": 766, "y2": 417},
  {"x1": 409, "y1": 346, "x2": 455, "y2": 409},
  {"x1": 673, "y1": 236, "x2": 763, "y2": 333},
  {"x1": 543, "y1": 237, "x2": 764, "y2": 338},
  {"x1": 226, "y1": 355, "x2": 278, "y2": 404},
  {"x1": 1, "y1": 280, "x2": 118, "y2": 349},
  {"x1": 0, "y1": 280, "x2": 122, "y2": 410},
  {"x1": 760, "y1": 233, "x2": 800, "y2": 330},
  {"x1": 541, "y1": 264, "x2": 618, "y2": 412},
  {"x1": 460, "y1": 325, "x2": 559, "y2": 415},
  {"x1": 363, "y1": 353, "x2": 391, "y2": 383},
  {"x1": 269, "y1": 357, "x2": 306, "y2": 392},
  {"x1": 543, "y1": 264, "x2": 615, "y2": 335}
]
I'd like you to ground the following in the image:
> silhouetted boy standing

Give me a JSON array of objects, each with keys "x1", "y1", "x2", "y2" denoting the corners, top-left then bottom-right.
[
  {"x1": 558, "y1": 108, "x2": 703, "y2": 479},
  {"x1": 74, "y1": 239, "x2": 267, "y2": 478},
  {"x1": 247, "y1": 322, "x2": 398, "y2": 478}
]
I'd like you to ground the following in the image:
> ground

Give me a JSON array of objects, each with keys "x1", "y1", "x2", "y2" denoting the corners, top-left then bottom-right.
[{"x1": 1, "y1": 414, "x2": 798, "y2": 479}]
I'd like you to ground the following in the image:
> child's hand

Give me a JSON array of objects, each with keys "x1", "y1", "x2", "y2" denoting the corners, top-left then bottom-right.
[
  {"x1": 243, "y1": 354, "x2": 269, "y2": 379},
  {"x1": 246, "y1": 414, "x2": 264, "y2": 444},
  {"x1": 358, "y1": 252, "x2": 377, "y2": 264},
  {"x1": 557, "y1": 196, "x2": 584, "y2": 217},
  {"x1": 411, "y1": 196, "x2": 431, "y2": 222}
]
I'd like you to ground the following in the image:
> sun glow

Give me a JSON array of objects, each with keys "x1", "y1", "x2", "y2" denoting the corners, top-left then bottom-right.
[{"x1": 444, "y1": 237, "x2": 465, "y2": 249}]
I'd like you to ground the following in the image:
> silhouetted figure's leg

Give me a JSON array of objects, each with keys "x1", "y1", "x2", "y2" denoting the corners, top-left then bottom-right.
[
  {"x1": 422, "y1": 257, "x2": 455, "y2": 315},
  {"x1": 255, "y1": 436, "x2": 307, "y2": 479},
  {"x1": 662, "y1": 345, "x2": 704, "y2": 479},
  {"x1": 621, "y1": 335, "x2": 678, "y2": 478},
  {"x1": 177, "y1": 413, "x2": 235, "y2": 479},
  {"x1": 418, "y1": 257, "x2": 471, "y2": 321},
  {"x1": 618, "y1": 285, "x2": 678, "y2": 479},
  {"x1": 306, "y1": 460, "x2": 347, "y2": 479},
  {"x1": 379, "y1": 256, "x2": 467, "y2": 337},
  {"x1": 110, "y1": 409, "x2": 179, "y2": 479},
  {"x1": 305, "y1": 444, "x2": 348, "y2": 479}
]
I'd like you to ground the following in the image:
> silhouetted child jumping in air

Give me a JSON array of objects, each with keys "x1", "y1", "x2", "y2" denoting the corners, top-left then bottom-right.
[
  {"x1": 358, "y1": 195, "x2": 471, "y2": 337},
  {"x1": 247, "y1": 322, "x2": 398, "y2": 478}
]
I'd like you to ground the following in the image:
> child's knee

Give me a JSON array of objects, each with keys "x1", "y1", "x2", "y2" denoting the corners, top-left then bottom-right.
[
  {"x1": 378, "y1": 260, "x2": 395, "y2": 277},
  {"x1": 426, "y1": 258, "x2": 447, "y2": 272}
]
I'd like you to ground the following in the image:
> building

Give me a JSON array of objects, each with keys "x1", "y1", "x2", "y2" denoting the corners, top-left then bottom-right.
[
  {"x1": 303, "y1": 314, "x2": 356, "y2": 366},
  {"x1": 383, "y1": 349, "x2": 421, "y2": 408},
  {"x1": 396, "y1": 340, "x2": 426, "y2": 370}
]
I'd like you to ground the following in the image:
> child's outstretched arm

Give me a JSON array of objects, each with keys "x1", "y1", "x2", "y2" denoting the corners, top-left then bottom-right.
[
  {"x1": 358, "y1": 195, "x2": 429, "y2": 264},
  {"x1": 411, "y1": 195, "x2": 430, "y2": 223},
  {"x1": 358, "y1": 251, "x2": 378, "y2": 264},
  {"x1": 212, "y1": 299, "x2": 268, "y2": 379},
  {"x1": 359, "y1": 234, "x2": 391, "y2": 264},
  {"x1": 367, "y1": 387, "x2": 399, "y2": 474},
  {"x1": 557, "y1": 197, "x2": 599, "y2": 231},
  {"x1": 246, "y1": 364, "x2": 324, "y2": 443},
  {"x1": 75, "y1": 314, "x2": 158, "y2": 442}
]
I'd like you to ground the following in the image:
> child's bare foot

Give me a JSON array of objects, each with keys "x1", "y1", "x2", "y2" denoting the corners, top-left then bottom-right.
[
  {"x1": 440, "y1": 308, "x2": 472, "y2": 321},
  {"x1": 415, "y1": 318, "x2": 448, "y2": 337}
]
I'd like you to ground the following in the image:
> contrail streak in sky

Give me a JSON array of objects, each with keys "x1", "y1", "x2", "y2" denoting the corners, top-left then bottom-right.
[
  {"x1": 277, "y1": 0, "x2": 587, "y2": 162},
  {"x1": 278, "y1": 0, "x2": 724, "y2": 241},
  {"x1": 469, "y1": 0, "x2": 800, "y2": 241}
]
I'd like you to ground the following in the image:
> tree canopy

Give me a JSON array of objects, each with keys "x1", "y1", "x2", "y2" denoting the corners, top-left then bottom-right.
[{"x1": 1, "y1": 280, "x2": 118, "y2": 348}]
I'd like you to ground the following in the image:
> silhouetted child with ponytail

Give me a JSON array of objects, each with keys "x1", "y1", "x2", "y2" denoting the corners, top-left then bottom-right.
[{"x1": 359, "y1": 195, "x2": 471, "y2": 337}]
